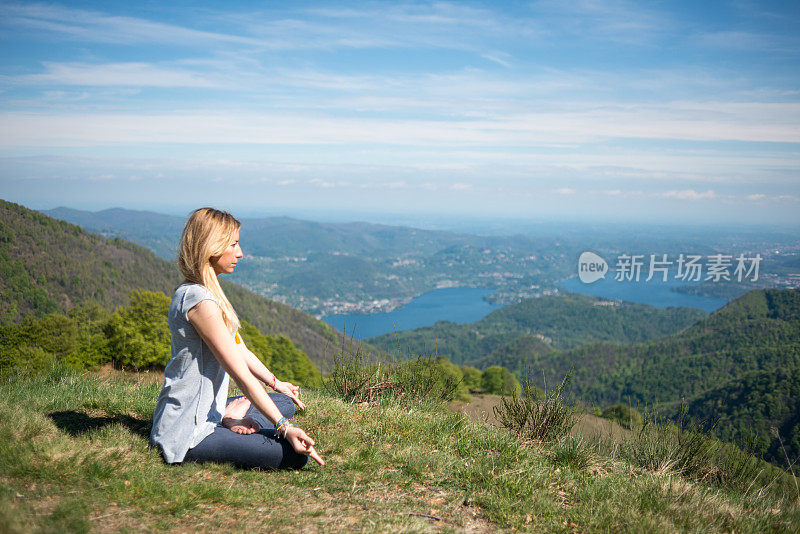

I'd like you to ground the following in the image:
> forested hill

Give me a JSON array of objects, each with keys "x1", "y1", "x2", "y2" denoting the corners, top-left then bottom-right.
[
  {"x1": 0, "y1": 199, "x2": 371, "y2": 369},
  {"x1": 368, "y1": 293, "x2": 707, "y2": 366},
  {"x1": 46, "y1": 206, "x2": 184, "y2": 260},
  {"x1": 495, "y1": 288, "x2": 800, "y2": 466},
  {"x1": 0, "y1": 200, "x2": 180, "y2": 322}
]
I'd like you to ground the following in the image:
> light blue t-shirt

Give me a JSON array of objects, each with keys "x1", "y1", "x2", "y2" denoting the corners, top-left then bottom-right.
[{"x1": 150, "y1": 283, "x2": 232, "y2": 463}]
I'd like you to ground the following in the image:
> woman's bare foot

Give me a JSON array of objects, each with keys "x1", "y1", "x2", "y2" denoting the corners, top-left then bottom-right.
[
  {"x1": 222, "y1": 416, "x2": 260, "y2": 434},
  {"x1": 223, "y1": 397, "x2": 260, "y2": 434}
]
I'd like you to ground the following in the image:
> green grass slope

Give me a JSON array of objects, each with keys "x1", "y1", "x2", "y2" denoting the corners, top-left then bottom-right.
[{"x1": 0, "y1": 366, "x2": 797, "y2": 532}]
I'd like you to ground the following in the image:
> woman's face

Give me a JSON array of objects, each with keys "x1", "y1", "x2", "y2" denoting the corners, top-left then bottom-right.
[{"x1": 211, "y1": 229, "x2": 243, "y2": 275}]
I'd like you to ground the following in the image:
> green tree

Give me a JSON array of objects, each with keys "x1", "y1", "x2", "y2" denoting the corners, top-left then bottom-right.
[
  {"x1": 460, "y1": 365, "x2": 482, "y2": 391},
  {"x1": 481, "y1": 366, "x2": 521, "y2": 395},
  {"x1": 239, "y1": 321, "x2": 322, "y2": 387},
  {"x1": 106, "y1": 290, "x2": 171, "y2": 369}
]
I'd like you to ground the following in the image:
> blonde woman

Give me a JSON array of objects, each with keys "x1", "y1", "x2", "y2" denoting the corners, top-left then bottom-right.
[{"x1": 150, "y1": 207, "x2": 324, "y2": 468}]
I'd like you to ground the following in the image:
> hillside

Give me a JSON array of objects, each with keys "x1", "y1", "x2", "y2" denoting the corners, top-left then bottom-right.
[
  {"x1": 1, "y1": 201, "x2": 181, "y2": 323},
  {"x1": 469, "y1": 335, "x2": 554, "y2": 373},
  {"x1": 368, "y1": 293, "x2": 707, "y2": 365},
  {"x1": 1, "y1": 367, "x2": 797, "y2": 532},
  {"x1": 1, "y1": 200, "x2": 376, "y2": 369},
  {"x1": 483, "y1": 288, "x2": 800, "y2": 465},
  {"x1": 684, "y1": 366, "x2": 800, "y2": 464}
]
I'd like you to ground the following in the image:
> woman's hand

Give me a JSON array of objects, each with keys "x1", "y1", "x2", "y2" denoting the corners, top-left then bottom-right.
[
  {"x1": 285, "y1": 426, "x2": 325, "y2": 466},
  {"x1": 274, "y1": 380, "x2": 306, "y2": 410}
]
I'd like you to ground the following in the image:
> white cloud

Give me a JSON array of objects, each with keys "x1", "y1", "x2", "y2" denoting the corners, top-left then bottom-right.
[
  {"x1": 14, "y1": 62, "x2": 223, "y2": 88},
  {"x1": 2, "y1": 98, "x2": 798, "y2": 151},
  {"x1": 2, "y1": 3, "x2": 262, "y2": 46},
  {"x1": 554, "y1": 187, "x2": 575, "y2": 194},
  {"x1": 309, "y1": 178, "x2": 335, "y2": 188},
  {"x1": 480, "y1": 54, "x2": 512, "y2": 68},
  {"x1": 661, "y1": 189, "x2": 716, "y2": 200}
]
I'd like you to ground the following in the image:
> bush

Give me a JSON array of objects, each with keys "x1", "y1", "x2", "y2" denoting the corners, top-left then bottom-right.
[
  {"x1": 601, "y1": 403, "x2": 643, "y2": 429},
  {"x1": 325, "y1": 339, "x2": 463, "y2": 405},
  {"x1": 460, "y1": 365, "x2": 482, "y2": 391},
  {"x1": 395, "y1": 355, "x2": 466, "y2": 403},
  {"x1": 105, "y1": 290, "x2": 171, "y2": 369},
  {"x1": 481, "y1": 365, "x2": 521, "y2": 395},
  {"x1": 493, "y1": 367, "x2": 577, "y2": 444},
  {"x1": 0, "y1": 302, "x2": 112, "y2": 376},
  {"x1": 620, "y1": 402, "x2": 718, "y2": 478},
  {"x1": 0, "y1": 345, "x2": 55, "y2": 379},
  {"x1": 239, "y1": 321, "x2": 322, "y2": 387},
  {"x1": 325, "y1": 337, "x2": 384, "y2": 402}
]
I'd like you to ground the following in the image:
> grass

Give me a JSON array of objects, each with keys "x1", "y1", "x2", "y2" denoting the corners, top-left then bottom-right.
[
  {"x1": 1, "y1": 364, "x2": 799, "y2": 532},
  {"x1": 493, "y1": 367, "x2": 578, "y2": 444}
]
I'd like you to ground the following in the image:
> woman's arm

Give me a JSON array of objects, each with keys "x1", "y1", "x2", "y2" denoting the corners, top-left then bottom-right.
[
  {"x1": 240, "y1": 343, "x2": 306, "y2": 410},
  {"x1": 188, "y1": 300, "x2": 323, "y2": 465}
]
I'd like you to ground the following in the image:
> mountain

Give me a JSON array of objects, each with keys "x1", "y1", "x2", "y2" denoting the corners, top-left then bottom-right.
[
  {"x1": 42, "y1": 206, "x2": 577, "y2": 316},
  {"x1": 368, "y1": 293, "x2": 707, "y2": 365},
  {"x1": 478, "y1": 288, "x2": 800, "y2": 465},
  {"x1": 45, "y1": 207, "x2": 184, "y2": 260},
  {"x1": 684, "y1": 366, "x2": 800, "y2": 464},
  {"x1": 469, "y1": 335, "x2": 554, "y2": 373},
  {"x1": 43, "y1": 206, "x2": 563, "y2": 260},
  {"x1": 1, "y1": 201, "x2": 181, "y2": 322},
  {"x1": 1, "y1": 199, "x2": 374, "y2": 369}
]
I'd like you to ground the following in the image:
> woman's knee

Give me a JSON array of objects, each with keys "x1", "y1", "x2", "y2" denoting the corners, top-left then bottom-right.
[
  {"x1": 282, "y1": 451, "x2": 309, "y2": 470},
  {"x1": 269, "y1": 392, "x2": 295, "y2": 418}
]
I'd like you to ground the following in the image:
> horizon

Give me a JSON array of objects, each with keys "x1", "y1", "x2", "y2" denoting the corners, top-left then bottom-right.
[
  {"x1": 1, "y1": 1, "x2": 799, "y2": 226},
  {"x1": 30, "y1": 200, "x2": 800, "y2": 237}
]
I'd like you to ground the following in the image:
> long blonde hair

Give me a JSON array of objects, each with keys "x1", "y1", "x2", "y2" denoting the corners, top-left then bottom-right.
[{"x1": 178, "y1": 207, "x2": 241, "y2": 333}]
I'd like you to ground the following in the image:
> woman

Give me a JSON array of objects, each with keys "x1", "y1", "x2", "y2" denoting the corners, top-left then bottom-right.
[{"x1": 150, "y1": 207, "x2": 324, "y2": 469}]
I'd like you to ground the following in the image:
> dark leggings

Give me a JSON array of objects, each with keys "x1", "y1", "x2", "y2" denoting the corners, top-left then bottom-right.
[{"x1": 183, "y1": 393, "x2": 309, "y2": 470}]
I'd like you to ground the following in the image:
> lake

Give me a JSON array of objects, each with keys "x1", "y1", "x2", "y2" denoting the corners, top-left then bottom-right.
[
  {"x1": 557, "y1": 276, "x2": 728, "y2": 312},
  {"x1": 322, "y1": 286, "x2": 502, "y2": 339},
  {"x1": 323, "y1": 277, "x2": 729, "y2": 339}
]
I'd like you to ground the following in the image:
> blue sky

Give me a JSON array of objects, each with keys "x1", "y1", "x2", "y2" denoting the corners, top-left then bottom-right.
[{"x1": 0, "y1": 0, "x2": 798, "y2": 226}]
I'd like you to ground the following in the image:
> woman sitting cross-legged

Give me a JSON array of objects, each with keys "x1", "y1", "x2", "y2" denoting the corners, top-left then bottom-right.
[{"x1": 150, "y1": 207, "x2": 324, "y2": 469}]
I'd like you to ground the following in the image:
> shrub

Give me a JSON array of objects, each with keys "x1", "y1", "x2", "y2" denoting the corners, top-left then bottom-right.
[
  {"x1": 481, "y1": 365, "x2": 521, "y2": 395},
  {"x1": 325, "y1": 339, "x2": 463, "y2": 405},
  {"x1": 0, "y1": 345, "x2": 55, "y2": 379},
  {"x1": 493, "y1": 367, "x2": 578, "y2": 444},
  {"x1": 105, "y1": 290, "x2": 171, "y2": 369},
  {"x1": 395, "y1": 355, "x2": 465, "y2": 403},
  {"x1": 239, "y1": 321, "x2": 322, "y2": 387},
  {"x1": 620, "y1": 402, "x2": 719, "y2": 478},
  {"x1": 459, "y1": 365, "x2": 482, "y2": 391},
  {"x1": 0, "y1": 302, "x2": 112, "y2": 376},
  {"x1": 325, "y1": 337, "x2": 385, "y2": 403}
]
